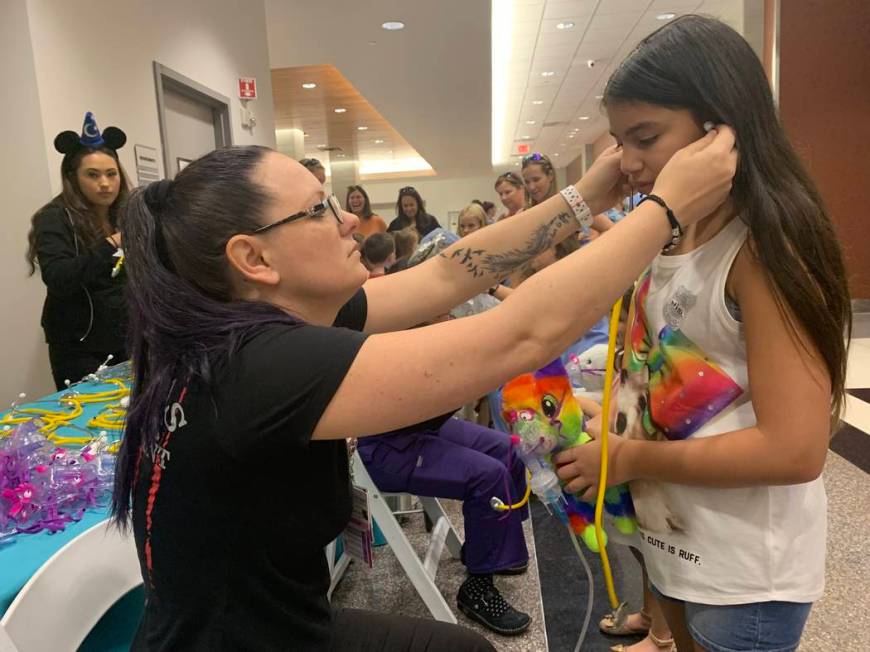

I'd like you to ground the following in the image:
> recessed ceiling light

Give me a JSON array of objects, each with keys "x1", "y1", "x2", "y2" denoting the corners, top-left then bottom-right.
[
  {"x1": 357, "y1": 126, "x2": 368, "y2": 131},
  {"x1": 568, "y1": 135, "x2": 575, "y2": 138},
  {"x1": 382, "y1": 21, "x2": 405, "y2": 30},
  {"x1": 656, "y1": 12, "x2": 676, "y2": 20},
  {"x1": 337, "y1": 153, "x2": 346, "y2": 158},
  {"x1": 521, "y1": 135, "x2": 531, "y2": 139},
  {"x1": 334, "y1": 108, "x2": 346, "y2": 113},
  {"x1": 554, "y1": 153, "x2": 560, "y2": 157},
  {"x1": 374, "y1": 139, "x2": 384, "y2": 144},
  {"x1": 532, "y1": 100, "x2": 544, "y2": 105},
  {"x1": 556, "y1": 21, "x2": 575, "y2": 30},
  {"x1": 514, "y1": 162, "x2": 520, "y2": 166},
  {"x1": 302, "y1": 82, "x2": 316, "y2": 89},
  {"x1": 317, "y1": 144, "x2": 326, "y2": 148},
  {"x1": 541, "y1": 71, "x2": 555, "y2": 77},
  {"x1": 526, "y1": 120, "x2": 536, "y2": 125},
  {"x1": 595, "y1": 94, "x2": 604, "y2": 100},
  {"x1": 578, "y1": 116, "x2": 590, "y2": 120}
]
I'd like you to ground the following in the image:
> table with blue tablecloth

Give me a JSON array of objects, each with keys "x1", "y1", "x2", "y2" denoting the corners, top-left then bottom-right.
[{"x1": 0, "y1": 365, "x2": 141, "y2": 648}]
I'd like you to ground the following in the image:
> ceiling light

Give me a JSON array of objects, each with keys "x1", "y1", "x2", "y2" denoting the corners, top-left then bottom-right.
[
  {"x1": 302, "y1": 83, "x2": 316, "y2": 89},
  {"x1": 521, "y1": 135, "x2": 531, "y2": 139},
  {"x1": 556, "y1": 21, "x2": 575, "y2": 30},
  {"x1": 595, "y1": 94, "x2": 604, "y2": 100},
  {"x1": 317, "y1": 144, "x2": 326, "y2": 148},
  {"x1": 382, "y1": 21, "x2": 405, "y2": 30},
  {"x1": 526, "y1": 120, "x2": 536, "y2": 125},
  {"x1": 554, "y1": 153, "x2": 560, "y2": 157},
  {"x1": 541, "y1": 71, "x2": 555, "y2": 77},
  {"x1": 656, "y1": 12, "x2": 676, "y2": 20},
  {"x1": 532, "y1": 100, "x2": 544, "y2": 105},
  {"x1": 578, "y1": 116, "x2": 590, "y2": 120},
  {"x1": 374, "y1": 139, "x2": 384, "y2": 144},
  {"x1": 334, "y1": 108, "x2": 346, "y2": 113},
  {"x1": 357, "y1": 126, "x2": 368, "y2": 131},
  {"x1": 568, "y1": 135, "x2": 575, "y2": 138}
]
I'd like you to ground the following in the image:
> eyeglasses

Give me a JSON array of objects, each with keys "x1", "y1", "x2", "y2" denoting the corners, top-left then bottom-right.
[{"x1": 252, "y1": 195, "x2": 344, "y2": 234}]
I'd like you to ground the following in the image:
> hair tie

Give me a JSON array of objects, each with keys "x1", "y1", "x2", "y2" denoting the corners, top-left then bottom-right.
[
  {"x1": 143, "y1": 179, "x2": 174, "y2": 215},
  {"x1": 143, "y1": 180, "x2": 176, "y2": 272}
]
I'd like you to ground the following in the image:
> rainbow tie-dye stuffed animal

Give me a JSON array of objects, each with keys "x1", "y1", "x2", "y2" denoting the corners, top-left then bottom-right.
[{"x1": 501, "y1": 358, "x2": 636, "y2": 551}]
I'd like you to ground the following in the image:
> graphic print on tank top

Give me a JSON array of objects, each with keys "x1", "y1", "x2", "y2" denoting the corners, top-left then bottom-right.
[{"x1": 617, "y1": 269, "x2": 742, "y2": 533}]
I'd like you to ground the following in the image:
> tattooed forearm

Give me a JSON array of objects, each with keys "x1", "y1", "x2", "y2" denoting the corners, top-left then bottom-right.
[{"x1": 439, "y1": 211, "x2": 574, "y2": 278}]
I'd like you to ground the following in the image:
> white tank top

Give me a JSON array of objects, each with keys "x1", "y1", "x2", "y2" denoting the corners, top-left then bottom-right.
[{"x1": 617, "y1": 216, "x2": 826, "y2": 604}]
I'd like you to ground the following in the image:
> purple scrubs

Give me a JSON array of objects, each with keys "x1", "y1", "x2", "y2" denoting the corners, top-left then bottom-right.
[{"x1": 357, "y1": 418, "x2": 529, "y2": 574}]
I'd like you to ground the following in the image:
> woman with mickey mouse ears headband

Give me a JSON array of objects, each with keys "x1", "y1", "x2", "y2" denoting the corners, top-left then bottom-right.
[{"x1": 26, "y1": 112, "x2": 132, "y2": 389}]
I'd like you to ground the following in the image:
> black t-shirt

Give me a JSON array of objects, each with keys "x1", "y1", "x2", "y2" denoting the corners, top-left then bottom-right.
[{"x1": 131, "y1": 291, "x2": 368, "y2": 651}]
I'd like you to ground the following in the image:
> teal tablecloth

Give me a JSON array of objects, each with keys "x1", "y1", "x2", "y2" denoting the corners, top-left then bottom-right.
[{"x1": 0, "y1": 371, "x2": 132, "y2": 621}]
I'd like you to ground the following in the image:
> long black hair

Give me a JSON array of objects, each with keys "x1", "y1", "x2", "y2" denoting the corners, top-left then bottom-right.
[
  {"x1": 27, "y1": 145, "x2": 131, "y2": 274},
  {"x1": 604, "y1": 15, "x2": 851, "y2": 423},
  {"x1": 111, "y1": 146, "x2": 298, "y2": 527}
]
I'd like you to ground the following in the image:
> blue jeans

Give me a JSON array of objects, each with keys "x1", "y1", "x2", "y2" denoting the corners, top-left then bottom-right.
[{"x1": 650, "y1": 584, "x2": 812, "y2": 652}]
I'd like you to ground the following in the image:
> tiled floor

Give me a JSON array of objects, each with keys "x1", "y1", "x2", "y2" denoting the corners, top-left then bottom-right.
[
  {"x1": 332, "y1": 332, "x2": 870, "y2": 651},
  {"x1": 331, "y1": 499, "x2": 549, "y2": 651}
]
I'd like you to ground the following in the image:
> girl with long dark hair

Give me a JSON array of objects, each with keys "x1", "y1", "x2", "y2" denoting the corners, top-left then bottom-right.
[
  {"x1": 556, "y1": 16, "x2": 851, "y2": 652},
  {"x1": 27, "y1": 112, "x2": 131, "y2": 389},
  {"x1": 112, "y1": 134, "x2": 735, "y2": 649}
]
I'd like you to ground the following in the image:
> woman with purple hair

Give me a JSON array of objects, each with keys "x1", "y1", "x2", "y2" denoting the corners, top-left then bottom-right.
[{"x1": 112, "y1": 137, "x2": 735, "y2": 650}]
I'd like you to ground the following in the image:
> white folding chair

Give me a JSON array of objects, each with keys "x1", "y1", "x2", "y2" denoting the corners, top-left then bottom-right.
[
  {"x1": 0, "y1": 519, "x2": 142, "y2": 652},
  {"x1": 348, "y1": 451, "x2": 464, "y2": 623}
]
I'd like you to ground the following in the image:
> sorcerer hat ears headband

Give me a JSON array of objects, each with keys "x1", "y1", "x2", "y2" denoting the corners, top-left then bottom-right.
[{"x1": 53, "y1": 112, "x2": 127, "y2": 159}]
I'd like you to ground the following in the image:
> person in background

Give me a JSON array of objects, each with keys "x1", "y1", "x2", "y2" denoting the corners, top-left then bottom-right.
[
  {"x1": 521, "y1": 152, "x2": 559, "y2": 207},
  {"x1": 388, "y1": 227, "x2": 420, "y2": 274},
  {"x1": 494, "y1": 171, "x2": 528, "y2": 221},
  {"x1": 457, "y1": 203, "x2": 488, "y2": 237},
  {"x1": 387, "y1": 186, "x2": 440, "y2": 237},
  {"x1": 472, "y1": 199, "x2": 498, "y2": 224},
  {"x1": 26, "y1": 112, "x2": 131, "y2": 389},
  {"x1": 361, "y1": 233, "x2": 395, "y2": 278},
  {"x1": 346, "y1": 185, "x2": 386, "y2": 239},
  {"x1": 299, "y1": 157, "x2": 327, "y2": 185},
  {"x1": 482, "y1": 201, "x2": 497, "y2": 223}
]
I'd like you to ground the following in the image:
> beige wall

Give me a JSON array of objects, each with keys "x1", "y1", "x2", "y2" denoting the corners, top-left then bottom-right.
[
  {"x1": 2, "y1": 0, "x2": 54, "y2": 400},
  {"x1": 26, "y1": 0, "x2": 277, "y2": 192},
  {"x1": 591, "y1": 131, "x2": 616, "y2": 162},
  {"x1": 360, "y1": 175, "x2": 503, "y2": 232},
  {"x1": 5, "y1": 0, "x2": 279, "y2": 396}
]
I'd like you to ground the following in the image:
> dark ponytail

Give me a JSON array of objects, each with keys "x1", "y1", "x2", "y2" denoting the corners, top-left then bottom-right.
[{"x1": 112, "y1": 146, "x2": 299, "y2": 527}]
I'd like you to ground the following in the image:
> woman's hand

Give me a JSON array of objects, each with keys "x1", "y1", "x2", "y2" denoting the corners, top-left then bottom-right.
[
  {"x1": 652, "y1": 124, "x2": 738, "y2": 227},
  {"x1": 575, "y1": 144, "x2": 629, "y2": 215},
  {"x1": 553, "y1": 415, "x2": 632, "y2": 501}
]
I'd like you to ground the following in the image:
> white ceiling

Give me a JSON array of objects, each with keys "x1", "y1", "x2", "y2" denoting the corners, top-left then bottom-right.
[
  {"x1": 498, "y1": 0, "x2": 752, "y2": 168},
  {"x1": 265, "y1": 0, "x2": 756, "y2": 179},
  {"x1": 265, "y1": 0, "x2": 492, "y2": 179}
]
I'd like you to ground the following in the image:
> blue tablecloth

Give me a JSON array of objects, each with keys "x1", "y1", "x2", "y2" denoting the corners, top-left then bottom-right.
[{"x1": 0, "y1": 372, "x2": 128, "y2": 617}]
